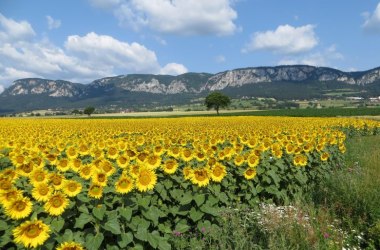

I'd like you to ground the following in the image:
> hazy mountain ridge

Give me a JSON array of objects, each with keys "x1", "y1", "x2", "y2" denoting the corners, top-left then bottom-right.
[{"x1": 1, "y1": 65, "x2": 380, "y2": 113}]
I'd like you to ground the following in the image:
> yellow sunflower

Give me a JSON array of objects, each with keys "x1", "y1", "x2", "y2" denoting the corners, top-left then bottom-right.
[
  {"x1": 4, "y1": 196, "x2": 33, "y2": 220},
  {"x1": 153, "y1": 145, "x2": 165, "y2": 156},
  {"x1": 244, "y1": 167, "x2": 257, "y2": 180},
  {"x1": 29, "y1": 168, "x2": 49, "y2": 185},
  {"x1": 191, "y1": 168, "x2": 210, "y2": 187},
  {"x1": 162, "y1": 159, "x2": 178, "y2": 174},
  {"x1": 194, "y1": 151, "x2": 207, "y2": 162},
  {"x1": 32, "y1": 183, "x2": 53, "y2": 202},
  {"x1": 99, "y1": 160, "x2": 116, "y2": 177},
  {"x1": 181, "y1": 148, "x2": 194, "y2": 162},
  {"x1": 106, "y1": 146, "x2": 119, "y2": 159},
  {"x1": 210, "y1": 163, "x2": 227, "y2": 182},
  {"x1": 233, "y1": 155, "x2": 245, "y2": 167},
  {"x1": 56, "y1": 158, "x2": 70, "y2": 172},
  {"x1": 136, "y1": 167, "x2": 157, "y2": 192},
  {"x1": 293, "y1": 154, "x2": 308, "y2": 167},
  {"x1": 272, "y1": 149, "x2": 283, "y2": 159},
  {"x1": 79, "y1": 164, "x2": 93, "y2": 180},
  {"x1": 92, "y1": 171, "x2": 108, "y2": 187},
  {"x1": 0, "y1": 188, "x2": 23, "y2": 207},
  {"x1": 88, "y1": 184, "x2": 103, "y2": 199},
  {"x1": 63, "y1": 180, "x2": 82, "y2": 197},
  {"x1": 44, "y1": 192, "x2": 69, "y2": 216},
  {"x1": 145, "y1": 154, "x2": 161, "y2": 169},
  {"x1": 69, "y1": 158, "x2": 82, "y2": 172},
  {"x1": 115, "y1": 175, "x2": 134, "y2": 194},
  {"x1": 49, "y1": 173, "x2": 66, "y2": 190},
  {"x1": 66, "y1": 146, "x2": 78, "y2": 159},
  {"x1": 0, "y1": 178, "x2": 14, "y2": 193},
  {"x1": 116, "y1": 154, "x2": 130, "y2": 169},
  {"x1": 247, "y1": 154, "x2": 260, "y2": 168},
  {"x1": 320, "y1": 152, "x2": 329, "y2": 162},
  {"x1": 56, "y1": 241, "x2": 84, "y2": 250},
  {"x1": 13, "y1": 219, "x2": 50, "y2": 248},
  {"x1": 0, "y1": 169, "x2": 18, "y2": 181},
  {"x1": 183, "y1": 166, "x2": 193, "y2": 180},
  {"x1": 128, "y1": 164, "x2": 141, "y2": 178},
  {"x1": 16, "y1": 162, "x2": 34, "y2": 177}
]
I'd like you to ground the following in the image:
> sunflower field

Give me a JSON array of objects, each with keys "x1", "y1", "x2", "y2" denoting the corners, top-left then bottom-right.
[{"x1": 0, "y1": 117, "x2": 379, "y2": 249}]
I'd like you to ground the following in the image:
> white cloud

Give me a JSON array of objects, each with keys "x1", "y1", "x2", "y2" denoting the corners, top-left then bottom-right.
[
  {"x1": 215, "y1": 55, "x2": 226, "y2": 63},
  {"x1": 0, "y1": 14, "x2": 188, "y2": 88},
  {"x1": 160, "y1": 63, "x2": 188, "y2": 75},
  {"x1": 0, "y1": 13, "x2": 35, "y2": 42},
  {"x1": 243, "y1": 24, "x2": 318, "y2": 54},
  {"x1": 65, "y1": 32, "x2": 161, "y2": 74},
  {"x1": 362, "y1": 2, "x2": 380, "y2": 33},
  {"x1": 110, "y1": 0, "x2": 238, "y2": 36},
  {"x1": 88, "y1": 0, "x2": 121, "y2": 9},
  {"x1": 278, "y1": 45, "x2": 343, "y2": 67},
  {"x1": 46, "y1": 16, "x2": 61, "y2": 30},
  {"x1": 0, "y1": 84, "x2": 4, "y2": 94}
]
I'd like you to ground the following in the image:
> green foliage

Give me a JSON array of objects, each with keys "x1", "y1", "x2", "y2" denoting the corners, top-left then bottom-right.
[
  {"x1": 204, "y1": 92, "x2": 231, "y2": 115},
  {"x1": 83, "y1": 106, "x2": 95, "y2": 116}
]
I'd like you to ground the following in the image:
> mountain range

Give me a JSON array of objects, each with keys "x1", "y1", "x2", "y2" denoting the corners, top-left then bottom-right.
[{"x1": 1, "y1": 65, "x2": 380, "y2": 113}]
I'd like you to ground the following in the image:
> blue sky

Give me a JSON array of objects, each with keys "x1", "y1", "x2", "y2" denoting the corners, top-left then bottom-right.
[{"x1": 1, "y1": 0, "x2": 380, "y2": 92}]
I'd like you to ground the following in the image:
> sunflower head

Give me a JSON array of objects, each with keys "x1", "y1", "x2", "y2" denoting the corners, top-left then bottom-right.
[
  {"x1": 13, "y1": 219, "x2": 50, "y2": 248},
  {"x1": 29, "y1": 168, "x2": 48, "y2": 185},
  {"x1": 88, "y1": 184, "x2": 103, "y2": 199},
  {"x1": 44, "y1": 192, "x2": 69, "y2": 216},
  {"x1": 32, "y1": 183, "x2": 53, "y2": 202},
  {"x1": 162, "y1": 159, "x2": 178, "y2": 174},
  {"x1": 320, "y1": 152, "x2": 329, "y2": 162},
  {"x1": 115, "y1": 175, "x2": 134, "y2": 194},
  {"x1": 0, "y1": 188, "x2": 23, "y2": 207},
  {"x1": 63, "y1": 180, "x2": 82, "y2": 197},
  {"x1": 244, "y1": 167, "x2": 257, "y2": 180},
  {"x1": 56, "y1": 241, "x2": 84, "y2": 250},
  {"x1": 183, "y1": 166, "x2": 193, "y2": 180},
  {"x1": 247, "y1": 154, "x2": 260, "y2": 168},
  {"x1": 210, "y1": 163, "x2": 227, "y2": 182},
  {"x1": 191, "y1": 168, "x2": 210, "y2": 187},
  {"x1": 4, "y1": 196, "x2": 33, "y2": 220},
  {"x1": 136, "y1": 167, "x2": 157, "y2": 192},
  {"x1": 79, "y1": 164, "x2": 93, "y2": 180}
]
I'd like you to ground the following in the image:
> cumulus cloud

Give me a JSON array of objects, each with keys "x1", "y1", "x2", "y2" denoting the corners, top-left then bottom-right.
[
  {"x1": 103, "y1": 0, "x2": 238, "y2": 36},
  {"x1": 278, "y1": 45, "x2": 344, "y2": 67},
  {"x1": 243, "y1": 24, "x2": 318, "y2": 54},
  {"x1": 65, "y1": 32, "x2": 161, "y2": 74},
  {"x1": 0, "y1": 14, "x2": 188, "y2": 87},
  {"x1": 160, "y1": 63, "x2": 188, "y2": 75},
  {"x1": 362, "y1": 2, "x2": 380, "y2": 33},
  {"x1": 0, "y1": 13, "x2": 35, "y2": 42},
  {"x1": 46, "y1": 16, "x2": 61, "y2": 30}
]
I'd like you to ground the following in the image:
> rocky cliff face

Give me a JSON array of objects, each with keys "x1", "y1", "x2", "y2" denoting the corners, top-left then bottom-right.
[
  {"x1": 2, "y1": 65, "x2": 380, "y2": 98},
  {"x1": 2, "y1": 79, "x2": 84, "y2": 97},
  {"x1": 202, "y1": 66, "x2": 380, "y2": 91}
]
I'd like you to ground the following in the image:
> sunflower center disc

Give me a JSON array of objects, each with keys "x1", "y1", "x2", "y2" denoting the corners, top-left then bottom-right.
[
  {"x1": 15, "y1": 201, "x2": 26, "y2": 211},
  {"x1": 25, "y1": 225, "x2": 41, "y2": 238},
  {"x1": 52, "y1": 197, "x2": 63, "y2": 207},
  {"x1": 140, "y1": 173, "x2": 151, "y2": 186}
]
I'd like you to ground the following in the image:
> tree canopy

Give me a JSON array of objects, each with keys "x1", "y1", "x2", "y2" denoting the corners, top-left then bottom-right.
[
  {"x1": 83, "y1": 106, "x2": 95, "y2": 116},
  {"x1": 204, "y1": 92, "x2": 231, "y2": 115}
]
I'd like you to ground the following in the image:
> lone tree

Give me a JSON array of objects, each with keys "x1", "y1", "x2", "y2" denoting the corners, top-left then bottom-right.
[
  {"x1": 204, "y1": 92, "x2": 231, "y2": 115},
  {"x1": 83, "y1": 106, "x2": 95, "y2": 116}
]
